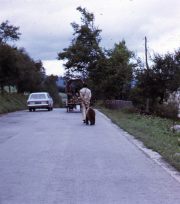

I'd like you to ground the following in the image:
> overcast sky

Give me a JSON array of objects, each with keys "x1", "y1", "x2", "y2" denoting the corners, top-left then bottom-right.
[{"x1": 1, "y1": 0, "x2": 180, "y2": 76}]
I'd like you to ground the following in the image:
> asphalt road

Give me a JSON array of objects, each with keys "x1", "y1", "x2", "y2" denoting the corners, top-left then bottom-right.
[{"x1": 0, "y1": 109, "x2": 180, "y2": 204}]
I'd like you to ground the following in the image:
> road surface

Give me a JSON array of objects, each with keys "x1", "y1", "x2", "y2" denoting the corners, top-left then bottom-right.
[{"x1": 0, "y1": 109, "x2": 180, "y2": 204}]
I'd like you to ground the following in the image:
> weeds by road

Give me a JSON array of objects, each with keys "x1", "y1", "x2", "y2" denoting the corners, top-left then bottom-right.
[
  {"x1": 100, "y1": 108, "x2": 180, "y2": 171},
  {"x1": 0, "y1": 93, "x2": 27, "y2": 114}
]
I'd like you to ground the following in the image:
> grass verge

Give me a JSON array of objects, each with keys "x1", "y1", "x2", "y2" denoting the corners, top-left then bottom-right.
[
  {"x1": 0, "y1": 93, "x2": 27, "y2": 114},
  {"x1": 100, "y1": 108, "x2": 180, "y2": 171}
]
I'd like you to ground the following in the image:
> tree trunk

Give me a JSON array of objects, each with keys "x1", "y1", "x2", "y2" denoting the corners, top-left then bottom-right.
[
  {"x1": 0, "y1": 84, "x2": 4, "y2": 94},
  {"x1": 145, "y1": 98, "x2": 150, "y2": 113}
]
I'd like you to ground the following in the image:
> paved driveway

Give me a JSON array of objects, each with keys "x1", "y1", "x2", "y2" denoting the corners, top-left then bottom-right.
[{"x1": 0, "y1": 109, "x2": 179, "y2": 204}]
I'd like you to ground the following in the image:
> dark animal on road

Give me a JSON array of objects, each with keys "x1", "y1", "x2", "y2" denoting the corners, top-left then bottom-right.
[{"x1": 86, "y1": 107, "x2": 95, "y2": 125}]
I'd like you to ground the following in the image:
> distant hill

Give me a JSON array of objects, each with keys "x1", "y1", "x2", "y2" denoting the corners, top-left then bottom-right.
[
  {"x1": 56, "y1": 77, "x2": 66, "y2": 93},
  {"x1": 56, "y1": 77, "x2": 66, "y2": 88}
]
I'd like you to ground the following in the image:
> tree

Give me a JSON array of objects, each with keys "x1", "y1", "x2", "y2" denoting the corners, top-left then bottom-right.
[
  {"x1": 99, "y1": 41, "x2": 134, "y2": 99},
  {"x1": 0, "y1": 20, "x2": 21, "y2": 92},
  {"x1": 58, "y1": 6, "x2": 103, "y2": 79},
  {"x1": 0, "y1": 20, "x2": 46, "y2": 94},
  {"x1": 42, "y1": 75, "x2": 62, "y2": 107},
  {"x1": 87, "y1": 55, "x2": 108, "y2": 99},
  {"x1": 15, "y1": 49, "x2": 45, "y2": 93},
  {"x1": 0, "y1": 20, "x2": 21, "y2": 43},
  {"x1": 134, "y1": 50, "x2": 180, "y2": 111},
  {"x1": 150, "y1": 52, "x2": 180, "y2": 103},
  {"x1": 172, "y1": 49, "x2": 180, "y2": 91},
  {"x1": 0, "y1": 44, "x2": 18, "y2": 91},
  {"x1": 58, "y1": 7, "x2": 136, "y2": 100}
]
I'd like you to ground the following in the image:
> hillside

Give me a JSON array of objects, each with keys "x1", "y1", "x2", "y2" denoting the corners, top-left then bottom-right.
[{"x1": 0, "y1": 93, "x2": 27, "y2": 114}]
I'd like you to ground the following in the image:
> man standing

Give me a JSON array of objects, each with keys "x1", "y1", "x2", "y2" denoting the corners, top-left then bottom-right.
[{"x1": 80, "y1": 83, "x2": 92, "y2": 123}]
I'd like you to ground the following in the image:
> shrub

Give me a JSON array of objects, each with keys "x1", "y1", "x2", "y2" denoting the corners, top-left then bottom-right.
[
  {"x1": 121, "y1": 106, "x2": 139, "y2": 114},
  {"x1": 155, "y1": 102, "x2": 179, "y2": 120}
]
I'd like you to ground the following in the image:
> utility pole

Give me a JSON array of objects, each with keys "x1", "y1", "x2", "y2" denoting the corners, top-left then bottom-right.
[{"x1": 145, "y1": 36, "x2": 150, "y2": 113}]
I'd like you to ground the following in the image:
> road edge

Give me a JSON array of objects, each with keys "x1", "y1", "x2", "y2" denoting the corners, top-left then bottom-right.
[{"x1": 98, "y1": 110, "x2": 180, "y2": 184}]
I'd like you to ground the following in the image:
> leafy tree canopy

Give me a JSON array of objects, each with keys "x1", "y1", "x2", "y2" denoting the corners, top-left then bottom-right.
[
  {"x1": 0, "y1": 20, "x2": 21, "y2": 43},
  {"x1": 134, "y1": 50, "x2": 180, "y2": 109},
  {"x1": 58, "y1": 6, "x2": 103, "y2": 79},
  {"x1": 100, "y1": 41, "x2": 134, "y2": 99}
]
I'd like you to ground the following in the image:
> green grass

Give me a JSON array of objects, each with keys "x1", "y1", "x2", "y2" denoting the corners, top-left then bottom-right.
[
  {"x1": 100, "y1": 108, "x2": 180, "y2": 171},
  {"x1": 0, "y1": 93, "x2": 27, "y2": 114}
]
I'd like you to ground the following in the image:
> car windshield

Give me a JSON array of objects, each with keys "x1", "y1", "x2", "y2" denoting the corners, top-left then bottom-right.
[{"x1": 29, "y1": 94, "x2": 46, "y2": 100}]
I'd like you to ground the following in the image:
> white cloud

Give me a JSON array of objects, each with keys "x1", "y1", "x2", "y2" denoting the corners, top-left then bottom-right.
[{"x1": 42, "y1": 60, "x2": 65, "y2": 76}]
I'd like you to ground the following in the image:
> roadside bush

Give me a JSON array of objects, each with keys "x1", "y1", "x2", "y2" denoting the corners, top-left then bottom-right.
[
  {"x1": 121, "y1": 106, "x2": 139, "y2": 114},
  {"x1": 155, "y1": 102, "x2": 179, "y2": 120},
  {"x1": 129, "y1": 87, "x2": 145, "y2": 108},
  {"x1": 94, "y1": 100, "x2": 105, "y2": 108}
]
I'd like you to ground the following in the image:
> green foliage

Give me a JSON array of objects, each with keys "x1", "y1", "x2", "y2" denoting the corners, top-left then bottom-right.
[
  {"x1": 0, "y1": 93, "x2": 27, "y2": 113},
  {"x1": 87, "y1": 55, "x2": 107, "y2": 98},
  {"x1": 0, "y1": 45, "x2": 45, "y2": 93},
  {"x1": 89, "y1": 41, "x2": 135, "y2": 100},
  {"x1": 0, "y1": 20, "x2": 45, "y2": 94},
  {"x1": 101, "y1": 41, "x2": 134, "y2": 99},
  {"x1": 152, "y1": 52, "x2": 180, "y2": 102},
  {"x1": 42, "y1": 75, "x2": 63, "y2": 107},
  {"x1": 0, "y1": 44, "x2": 18, "y2": 90},
  {"x1": 129, "y1": 87, "x2": 145, "y2": 108},
  {"x1": 15, "y1": 50, "x2": 45, "y2": 93},
  {"x1": 155, "y1": 102, "x2": 179, "y2": 120},
  {"x1": 58, "y1": 7, "x2": 136, "y2": 100},
  {"x1": 58, "y1": 6, "x2": 103, "y2": 79},
  {"x1": 134, "y1": 51, "x2": 180, "y2": 111},
  {"x1": 0, "y1": 20, "x2": 21, "y2": 43}
]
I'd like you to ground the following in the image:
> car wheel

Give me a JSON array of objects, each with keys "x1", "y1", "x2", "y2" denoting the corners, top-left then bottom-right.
[
  {"x1": 29, "y1": 108, "x2": 32, "y2": 112},
  {"x1": 48, "y1": 107, "x2": 51, "y2": 111},
  {"x1": 33, "y1": 108, "x2": 35, "y2": 112}
]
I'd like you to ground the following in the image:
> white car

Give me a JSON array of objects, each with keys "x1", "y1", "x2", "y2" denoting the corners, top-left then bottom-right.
[{"x1": 27, "y1": 92, "x2": 53, "y2": 111}]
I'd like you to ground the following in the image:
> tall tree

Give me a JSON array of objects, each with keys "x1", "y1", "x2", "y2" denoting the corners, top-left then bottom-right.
[
  {"x1": 15, "y1": 49, "x2": 45, "y2": 93},
  {"x1": 0, "y1": 20, "x2": 22, "y2": 92},
  {"x1": 0, "y1": 44, "x2": 18, "y2": 91},
  {"x1": 58, "y1": 6, "x2": 103, "y2": 79},
  {"x1": 100, "y1": 41, "x2": 134, "y2": 99},
  {"x1": 0, "y1": 20, "x2": 47, "y2": 94}
]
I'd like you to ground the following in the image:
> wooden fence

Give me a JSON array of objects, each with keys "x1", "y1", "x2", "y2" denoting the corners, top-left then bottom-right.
[{"x1": 104, "y1": 100, "x2": 133, "y2": 109}]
